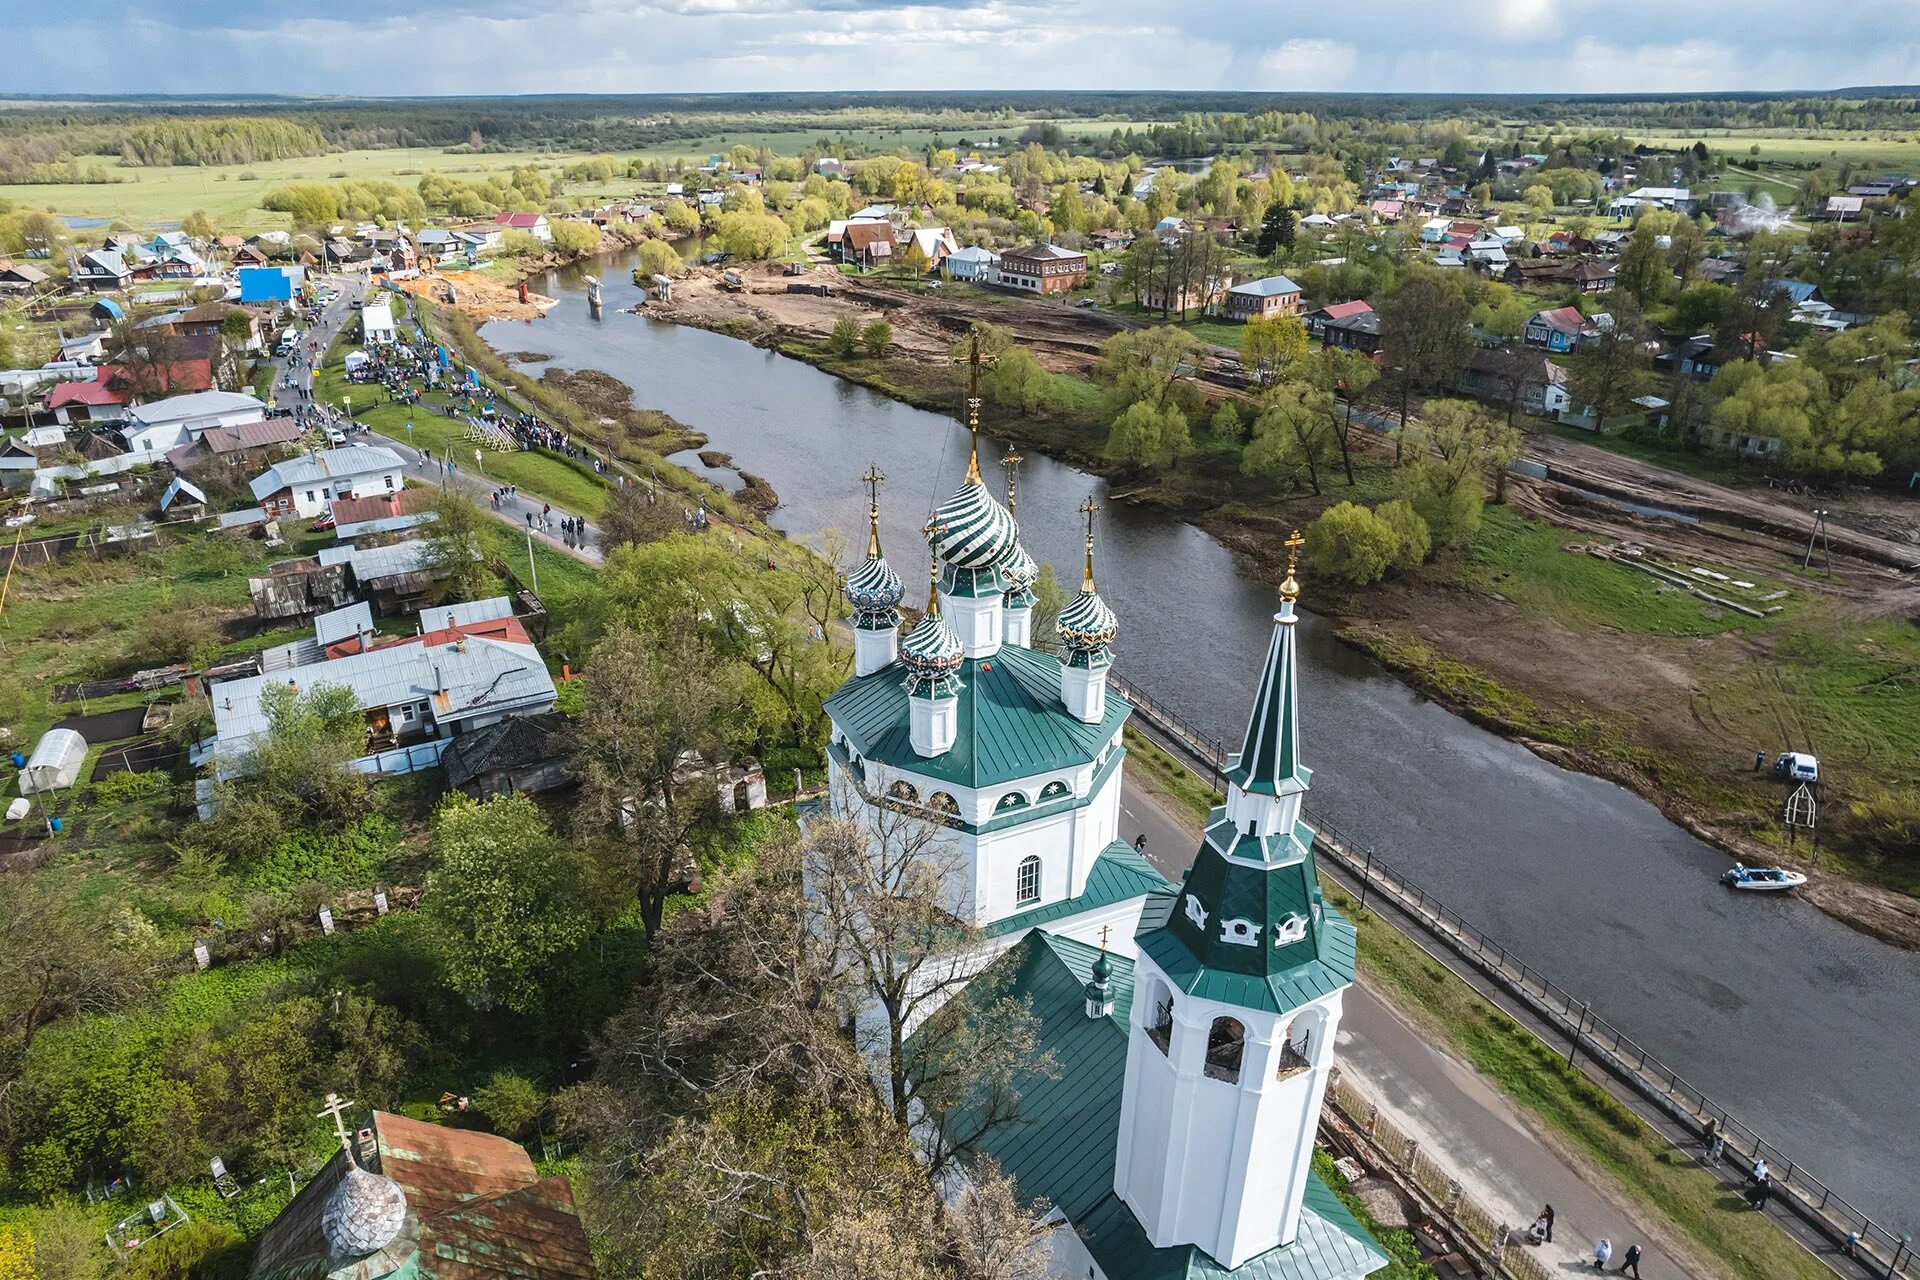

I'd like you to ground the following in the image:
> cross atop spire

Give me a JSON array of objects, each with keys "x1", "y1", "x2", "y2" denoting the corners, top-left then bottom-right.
[
  {"x1": 862, "y1": 464, "x2": 886, "y2": 558},
  {"x1": 923, "y1": 516, "x2": 943, "y2": 615},
  {"x1": 1001, "y1": 450, "x2": 1023, "y2": 518},
  {"x1": 316, "y1": 1091, "x2": 356, "y2": 1156},
  {"x1": 1079, "y1": 496, "x2": 1100, "y2": 593},
  {"x1": 965, "y1": 332, "x2": 983, "y2": 485},
  {"x1": 1280, "y1": 528, "x2": 1304, "y2": 606}
]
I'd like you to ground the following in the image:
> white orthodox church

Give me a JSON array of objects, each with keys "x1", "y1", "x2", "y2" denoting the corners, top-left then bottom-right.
[{"x1": 821, "y1": 404, "x2": 1388, "y2": 1280}]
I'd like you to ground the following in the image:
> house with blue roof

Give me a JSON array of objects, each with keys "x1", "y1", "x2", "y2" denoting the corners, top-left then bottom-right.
[{"x1": 826, "y1": 406, "x2": 1387, "y2": 1280}]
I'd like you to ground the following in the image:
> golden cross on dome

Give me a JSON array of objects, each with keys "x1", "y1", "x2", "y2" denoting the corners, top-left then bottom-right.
[
  {"x1": 1079, "y1": 496, "x2": 1100, "y2": 593},
  {"x1": 861, "y1": 464, "x2": 885, "y2": 558},
  {"x1": 1281, "y1": 528, "x2": 1305, "y2": 603},
  {"x1": 1099, "y1": 924, "x2": 1111, "y2": 951},
  {"x1": 1001, "y1": 450, "x2": 1023, "y2": 517},
  {"x1": 964, "y1": 332, "x2": 983, "y2": 485},
  {"x1": 315, "y1": 1092, "x2": 356, "y2": 1153},
  {"x1": 923, "y1": 515, "x2": 943, "y2": 615}
]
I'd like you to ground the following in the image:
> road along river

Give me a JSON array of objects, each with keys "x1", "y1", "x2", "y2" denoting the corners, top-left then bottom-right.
[{"x1": 482, "y1": 252, "x2": 1920, "y2": 1227}]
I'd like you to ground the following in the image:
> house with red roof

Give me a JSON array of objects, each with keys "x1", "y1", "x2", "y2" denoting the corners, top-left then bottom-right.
[
  {"x1": 46, "y1": 377, "x2": 127, "y2": 424},
  {"x1": 1305, "y1": 298, "x2": 1374, "y2": 340},
  {"x1": 1523, "y1": 305, "x2": 1594, "y2": 353},
  {"x1": 492, "y1": 211, "x2": 551, "y2": 242}
]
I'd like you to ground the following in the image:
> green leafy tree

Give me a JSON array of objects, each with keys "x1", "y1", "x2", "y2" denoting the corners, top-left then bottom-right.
[
  {"x1": 549, "y1": 220, "x2": 603, "y2": 256},
  {"x1": 1099, "y1": 325, "x2": 1204, "y2": 420},
  {"x1": 1306, "y1": 347, "x2": 1381, "y2": 485},
  {"x1": 1242, "y1": 382, "x2": 1336, "y2": 495},
  {"x1": 211, "y1": 683, "x2": 372, "y2": 860},
  {"x1": 1241, "y1": 313, "x2": 1307, "y2": 384},
  {"x1": 1208, "y1": 400, "x2": 1245, "y2": 443},
  {"x1": 420, "y1": 489, "x2": 493, "y2": 604},
  {"x1": 1104, "y1": 399, "x2": 1190, "y2": 471},
  {"x1": 1374, "y1": 498, "x2": 1432, "y2": 571},
  {"x1": 1378, "y1": 270, "x2": 1473, "y2": 431},
  {"x1": 1306, "y1": 502, "x2": 1398, "y2": 585},
  {"x1": 1523, "y1": 185, "x2": 1554, "y2": 214},
  {"x1": 862, "y1": 319, "x2": 893, "y2": 357},
  {"x1": 1617, "y1": 220, "x2": 1670, "y2": 304},
  {"x1": 829, "y1": 315, "x2": 860, "y2": 357},
  {"x1": 1565, "y1": 301, "x2": 1653, "y2": 425},
  {"x1": 1398, "y1": 398, "x2": 1519, "y2": 547},
  {"x1": 473, "y1": 1070, "x2": 547, "y2": 1139},
  {"x1": 424, "y1": 793, "x2": 591, "y2": 1014},
  {"x1": 1255, "y1": 202, "x2": 1297, "y2": 257},
  {"x1": 635, "y1": 238, "x2": 684, "y2": 280},
  {"x1": 713, "y1": 211, "x2": 790, "y2": 260},
  {"x1": 180, "y1": 209, "x2": 218, "y2": 241}
]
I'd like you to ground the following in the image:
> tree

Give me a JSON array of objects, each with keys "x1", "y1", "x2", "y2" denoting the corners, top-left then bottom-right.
[
  {"x1": 1104, "y1": 399, "x2": 1190, "y2": 471},
  {"x1": 473, "y1": 1070, "x2": 548, "y2": 1139},
  {"x1": 635, "y1": 238, "x2": 684, "y2": 280},
  {"x1": 181, "y1": 209, "x2": 218, "y2": 241},
  {"x1": 1523, "y1": 185, "x2": 1554, "y2": 214},
  {"x1": 1377, "y1": 270, "x2": 1473, "y2": 432},
  {"x1": 829, "y1": 316, "x2": 860, "y2": 357},
  {"x1": 1397, "y1": 399, "x2": 1519, "y2": 545},
  {"x1": 1208, "y1": 400, "x2": 1245, "y2": 443},
  {"x1": 1565, "y1": 301, "x2": 1653, "y2": 425},
  {"x1": 1617, "y1": 220, "x2": 1669, "y2": 304},
  {"x1": 419, "y1": 490, "x2": 493, "y2": 604},
  {"x1": 1255, "y1": 202, "x2": 1296, "y2": 257},
  {"x1": 550, "y1": 220, "x2": 603, "y2": 256},
  {"x1": 1240, "y1": 313, "x2": 1307, "y2": 384},
  {"x1": 1715, "y1": 278, "x2": 1793, "y2": 362},
  {"x1": 0, "y1": 873, "x2": 160, "y2": 1084},
  {"x1": 571, "y1": 621, "x2": 729, "y2": 943},
  {"x1": 1305, "y1": 503, "x2": 1398, "y2": 585},
  {"x1": 713, "y1": 211, "x2": 790, "y2": 260},
  {"x1": 106, "y1": 319, "x2": 191, "y2": 404},
  {"x1": 600, "y1": 479, "x2": 676, "y2": 553},
  {"x1": 861, "y1": 319, "x2": 893, "y2": 357},
  {"x1": 1242, "y1": 382, "x2": 1335, "y2": 495},
  {"x1": 1374, "y1": 498, "x2": 1431, "y2": 571},
  {"x1": 1099, "y1": 326, "x2": 1204, "y2": 419},
  {"x1": 425, "y1": 793, "x2": 590, "y2": 1014},
  {"x1": 210, "y1": 683, "x2": 373, "y2": 859},
  {"x1": 1305, "y1": 347, "x2": 1381, "y2": 485}
]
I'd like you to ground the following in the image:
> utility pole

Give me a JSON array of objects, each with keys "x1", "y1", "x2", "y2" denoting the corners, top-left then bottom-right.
[
  {"x1": 526, "y1": 531, "x2": 539, "y2": 597},
  {"x1": 1802, "y1": 508, "x2": 1831, "y2": 574}
]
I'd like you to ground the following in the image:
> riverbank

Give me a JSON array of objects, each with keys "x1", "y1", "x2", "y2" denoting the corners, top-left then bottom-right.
[{"x1": 593, "y1": 260, "x2": 1920, "y2": 948}]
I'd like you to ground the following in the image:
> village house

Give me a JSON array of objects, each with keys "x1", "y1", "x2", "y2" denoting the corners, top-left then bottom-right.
[
  {"x1": 942, "y1": 245, "x2": 1000, "y2": 281},
  {"x1": 250, "y1": 444, "x2": 406, "y2": 519},
  {"x1": 493, "y1": 211, "x2": 552, "y2": 242},
  {"x1": 165, "y1": 417, "x2": 302, "y2": 475},
  {"x1": 71, "y1": 249, "x2": 131, "y2": 292},
  {"x1": 120, "y1": 389, "x2": 269, "y2": 456},
  {"x1": 1223, "y1": 275, "x2": 1303, "y2": 322},
  {"x1": 1454, "y1": 349, "x2": 1570, "y2": 417},
  {"x1": 1304, "y1": 298, "x2": 1374, "y2": 340},
  {"x1": 995, "y1": 242, "x2": 1088, "y2": 294},
  {"x1": 898, "y1": 225, "x2": 959, "y2": 272},
  {"x1": 205, "y1": 597, "x2": 558, "y2": 782},
  {"x1": 0, "y1": 262, "x2": 51, "y2": 296},
  {"x1": 1522, "y1": 306, "x2": 1596, "y2": 353},
  {"x1": 839, "y1": 220, "x2": 894, "y2": 269},
  {"x1": 1322, "y1": 308, "x2": 1382, "y2": 353},
  {"x1": 1087, "y1": 228, "x2": 1133, "y2": 251}
]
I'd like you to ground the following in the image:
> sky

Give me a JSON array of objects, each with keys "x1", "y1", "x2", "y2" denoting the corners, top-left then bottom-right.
[{"x1": 8, "y1": 0, "x2": 1920, "y2": 96}]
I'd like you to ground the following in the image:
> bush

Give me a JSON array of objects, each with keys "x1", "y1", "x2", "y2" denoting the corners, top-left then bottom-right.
[
  {"x1": 828, "y1": 316, "x2": 859, "y2": 357},
  {"x1": 121, "y1": 1219, "x2": 246, "y2": 1280},
  {"x1": 93, "y1": 769, "x2": 166, "y2": 806},
  {"x1": 1208, "y1": 400, "x2": 1244, "y2": 443},
  {"x1": 1373, "y1": 498, "x2": 1431, "y2": 571},
  {"x1": 1307, "y1": 502, "x2": 1399, "y2": 586},
  {"x1": 1409, "y1": 477, "x2": 1485, "y2": 552},
  {"x1": 473, "y1": 1070, "x2": 547, "y2": 1139}
]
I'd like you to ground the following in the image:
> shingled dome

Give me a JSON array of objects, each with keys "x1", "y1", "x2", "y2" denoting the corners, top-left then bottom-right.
[{"x1": 321, "y1": 1163, "x2": 408, "y2": 1258}]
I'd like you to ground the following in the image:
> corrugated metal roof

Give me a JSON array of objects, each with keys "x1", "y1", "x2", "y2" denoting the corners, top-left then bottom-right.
[
  {"x1": 825, "y1": 645, "x2": 1128, "y2": 789},
  {"x1": 983, "y1": 840, "x2": 1170, "y2": 938},
  {"x1": 936, "y1": 932, "x2": 1385, "y2": 1280}
]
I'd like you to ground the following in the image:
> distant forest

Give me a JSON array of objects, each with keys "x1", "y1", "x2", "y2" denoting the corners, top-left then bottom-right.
[{"x1": 2, "y1": 88, "x2": 1918, "y2": 183}]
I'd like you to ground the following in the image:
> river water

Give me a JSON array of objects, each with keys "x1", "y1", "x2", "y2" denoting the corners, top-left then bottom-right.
[{"x1": 485, "y1": 251, "x2": 1920, "y2": 1227}]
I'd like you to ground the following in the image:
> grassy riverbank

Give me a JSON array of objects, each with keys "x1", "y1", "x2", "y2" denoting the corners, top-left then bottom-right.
[{"x1": 1123, "y1": 730, "x2": 1834, "y2": 1280}]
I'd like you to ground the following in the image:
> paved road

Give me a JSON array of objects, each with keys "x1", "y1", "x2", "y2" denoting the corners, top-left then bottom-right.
[{"x1": 1118, "y1": 773, "x2": 1703, "y2": 1279}]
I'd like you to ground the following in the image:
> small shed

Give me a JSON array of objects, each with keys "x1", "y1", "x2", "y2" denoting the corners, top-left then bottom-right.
[{"x1": 19, "y1": 727, "x2": 86, "y2": 795}]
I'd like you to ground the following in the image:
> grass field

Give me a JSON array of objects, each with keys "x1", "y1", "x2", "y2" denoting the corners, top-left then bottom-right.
[{"x1": 1621, "y1": 127, "x2": 1920, "y2": 170}]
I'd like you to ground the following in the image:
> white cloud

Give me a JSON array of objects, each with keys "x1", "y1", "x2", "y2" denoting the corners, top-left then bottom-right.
[{"x1": 1256, "y1": 39, "x2": 1358, "y2": 89}]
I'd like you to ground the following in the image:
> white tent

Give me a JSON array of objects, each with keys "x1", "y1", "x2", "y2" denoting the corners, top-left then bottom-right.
[
  {"x1": 19, "y1": 727, "x2": 86, "y2": 795},
  {"x1": 361, "y1": 301, "x2": 396, "y2": 345}
]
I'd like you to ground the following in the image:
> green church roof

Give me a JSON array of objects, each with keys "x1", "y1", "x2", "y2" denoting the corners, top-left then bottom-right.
[
  {"x1": 825, "y1": 643, "x2": 1129, "y2": 790},
  {"x1": 934, "y1": 932, "x2": 1385, "y2": 1280}
]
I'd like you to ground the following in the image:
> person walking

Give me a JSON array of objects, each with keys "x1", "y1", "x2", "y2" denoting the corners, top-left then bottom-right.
[
  {"x1": 1616, "y1": 1243, "x2": 1642, "y2": 1277},
  {"x1": 1540, "y1": 1204, "x2": 1555, "y2": 1243},
  {"x1": 1592, "y1": 1238, "x2": 1612, "y2": 1272}
]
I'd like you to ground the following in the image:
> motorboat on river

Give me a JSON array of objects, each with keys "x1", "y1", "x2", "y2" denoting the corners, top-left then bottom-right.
[{"x1": 1721, "y1": 863, "x2": 1808, "y2": 892}]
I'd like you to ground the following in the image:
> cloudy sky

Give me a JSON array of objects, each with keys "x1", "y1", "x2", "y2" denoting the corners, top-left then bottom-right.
[{"x1": 11, "y1": 0, "x2": 1920, "y2": 96}]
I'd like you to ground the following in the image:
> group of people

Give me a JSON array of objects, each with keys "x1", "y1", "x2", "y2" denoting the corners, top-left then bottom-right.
[{"x1": 1527, "y1": 1207, "x2": 1645, "y2": 1276}]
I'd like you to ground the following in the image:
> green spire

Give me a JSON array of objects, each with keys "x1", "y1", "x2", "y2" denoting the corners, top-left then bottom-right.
[{"x1": 1224, "y1": 531, "x2": 1309, "y2": 797}]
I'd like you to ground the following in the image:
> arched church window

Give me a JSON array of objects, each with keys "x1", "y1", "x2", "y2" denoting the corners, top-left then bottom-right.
[
  {"x1": 997, "y1": 791, "x2": 1030, "y2": 812},
  {"x1": 927, "y1": 791, "x2": 960, "y2": 816},
  {"x1": 1015, "y1": 854, "x2": 1041, "y2": 905},
  {"x1": 1039, "y1": 779, "x2": 1070, "y2": 800},
  {"x1": 889, "y1": 780, "x2": 918, "y2": 804},
  {"x1": 1147, "y1": 982, "x2": 1174, "y2": 1055},
  {"x1": 1205, "y1": 1017, "x2": 1246, "y2": 1084}
]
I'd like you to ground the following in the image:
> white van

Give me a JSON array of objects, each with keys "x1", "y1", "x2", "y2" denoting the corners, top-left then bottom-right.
[
  {"x1": 276, "y1": 331, "x2": 300, "y2": 356},
  {"x1": 1774, "y1": 752, "x2": 1819, "y2": 783}
]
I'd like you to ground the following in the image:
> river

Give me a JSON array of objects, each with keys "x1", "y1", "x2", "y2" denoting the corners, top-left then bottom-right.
[{"x1": 485, "y1": 250, "x2": 1920, "y2": 1228}]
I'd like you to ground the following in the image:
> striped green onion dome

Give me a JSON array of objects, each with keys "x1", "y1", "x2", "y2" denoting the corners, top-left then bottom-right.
[
  {"x1": 1057, "y1": 585, "x2": 1118, "y2": 652},
  {"x1": 899, "y1": 609, "x2": 964, "y2": 691},
  {"x1": 846, "y1": 553, "x2": 905, "y2": 616},
  {"x1": 926, "y1": 480, "x2": 1018, "y2": 571},
  {"x1": 1001, "y1": 540, "x2": 1039, "y2": 608}
]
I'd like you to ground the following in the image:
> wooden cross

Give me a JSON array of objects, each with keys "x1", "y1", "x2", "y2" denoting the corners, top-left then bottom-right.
[{"x1": 315, "y1": 1092, "x2": 355, "y2": 1150}]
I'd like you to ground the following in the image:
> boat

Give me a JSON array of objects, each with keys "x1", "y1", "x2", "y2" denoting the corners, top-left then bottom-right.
[{"x1": 1721, "y1": 863, "x2": 1808, "y2": 892}]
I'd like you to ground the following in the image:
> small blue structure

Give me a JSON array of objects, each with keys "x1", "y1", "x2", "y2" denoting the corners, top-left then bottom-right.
[
  {"x1": 238, "y1": 265, "x2": 303, "y2": 304},
  {"x1": 91, "y1": 297, "x2": 124, "y2": 323}
]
